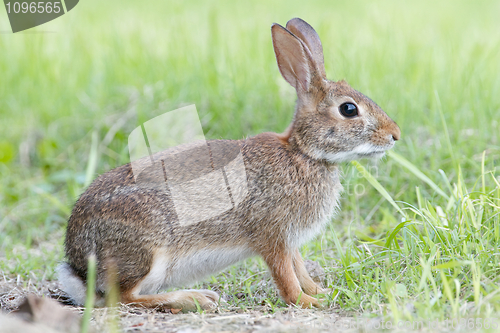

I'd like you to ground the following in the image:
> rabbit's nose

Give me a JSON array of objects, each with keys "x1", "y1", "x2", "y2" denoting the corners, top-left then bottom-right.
[{"x1": 390, "y1": 123, "x2": 401, "y2": 141}]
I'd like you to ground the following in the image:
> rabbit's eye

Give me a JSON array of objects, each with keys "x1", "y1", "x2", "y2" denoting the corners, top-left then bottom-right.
[{"x1": 339, "y1": 103, "x2": 358, "y2": 118}]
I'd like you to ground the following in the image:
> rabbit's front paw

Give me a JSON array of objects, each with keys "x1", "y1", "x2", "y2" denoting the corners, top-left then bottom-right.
[{"x1": 289, "y1": 293, "x2": 322, "y2": 309}]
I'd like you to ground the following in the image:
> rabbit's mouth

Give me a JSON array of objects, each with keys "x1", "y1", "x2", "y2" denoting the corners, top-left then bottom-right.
[
  {"x1": 312, "y1": 142, "x2": 391, "y2": 163},
  {"x1": 358, "y1": 151, "x2": 386, "y2": 159},
  {"x1": 349, "y1": 149, "x2": 388, "y2": 162}
]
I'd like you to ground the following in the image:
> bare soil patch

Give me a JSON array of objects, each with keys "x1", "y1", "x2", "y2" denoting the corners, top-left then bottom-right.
[{"x1": 0, "y1": 274, "x2": 359, "y2": 332}]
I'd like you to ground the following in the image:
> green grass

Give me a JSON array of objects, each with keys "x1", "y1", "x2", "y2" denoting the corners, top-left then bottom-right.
[{"x1": 1, "y1": 0, "x2": 500, "y2": 327}]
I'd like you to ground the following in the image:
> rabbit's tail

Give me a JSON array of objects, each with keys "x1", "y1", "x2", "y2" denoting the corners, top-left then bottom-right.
[{"x1": 56, "y1": 262, "x2": 88, "y2": 306}]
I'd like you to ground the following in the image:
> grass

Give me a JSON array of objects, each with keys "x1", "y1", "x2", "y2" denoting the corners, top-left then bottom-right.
[{"x1": 1, "y1": 0, "x2": 500, "y2": 329}]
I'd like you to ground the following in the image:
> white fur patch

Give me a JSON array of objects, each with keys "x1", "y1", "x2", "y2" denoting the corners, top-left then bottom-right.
[
  {"x1": 135, "y1": 254, "x2": 171, "y2": 295},
  {"x1": 57, "y1": 263, "x2": 87, "y2": 306},
  {"x1": 136, "y1": 247, "x2": 254, "y2": 295},
  {"x1": 312, "y1": 142, "x2": 389, "y2": 163},
  {"x1": 287, "y1": 167, "x2": 343, "y2": 248}
]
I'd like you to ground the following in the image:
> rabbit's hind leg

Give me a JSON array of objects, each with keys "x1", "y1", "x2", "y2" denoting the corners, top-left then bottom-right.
[
  {"x1": 122, "y1": 289, "x2": 221, "y2": 312},
  {"x1": 120, "y1": 250, "x2": 222, "y2": 312}
]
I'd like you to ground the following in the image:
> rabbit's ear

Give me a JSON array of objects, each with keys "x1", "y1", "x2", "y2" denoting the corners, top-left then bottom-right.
[
  {"x1": 271, "y1": 23, "x2": 317, "y2": 93},
  {"x1": 285, "y1": 18, "x2": 326, "y2": 78}
]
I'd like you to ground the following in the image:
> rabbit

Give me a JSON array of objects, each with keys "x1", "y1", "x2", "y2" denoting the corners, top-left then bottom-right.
[{"x1": 58, "y1": 17, "x2": 400, "y2": 312}]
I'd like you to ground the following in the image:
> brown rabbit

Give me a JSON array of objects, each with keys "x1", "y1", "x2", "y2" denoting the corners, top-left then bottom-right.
[{"x1": 58, "y1": 18, "x2": 400, "y2": 311}]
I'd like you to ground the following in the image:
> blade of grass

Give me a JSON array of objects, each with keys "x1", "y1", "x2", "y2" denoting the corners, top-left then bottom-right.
[
  {"x1": 84, "y1": 131, "x2": 99, "y2": 188},
  {"x1": 388, "y1": 151, "x2": 449, "y2": 200},
  {"x1": 481, "y1": 151, "x2": 486, "y2": 194},
  {"x1": 434, "y1": 90, "x2": 457, "y2": 168},
  {"x1": 385, "y1": 220, "x2": 410, "y2": 249},
  {"x1": 351, "y1": 160, "x2": 406, "y2": 218},
  {"x1": 439, "y1": 270, "x2": 458, "y2": 315},
  {"x1": 81, "y1": 255, "x2": 97, "y2": 333}
]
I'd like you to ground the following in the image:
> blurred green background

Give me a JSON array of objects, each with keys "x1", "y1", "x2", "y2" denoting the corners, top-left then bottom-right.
[{"x1": 1, "y1": 0, "x2": 500, "y2": 319}]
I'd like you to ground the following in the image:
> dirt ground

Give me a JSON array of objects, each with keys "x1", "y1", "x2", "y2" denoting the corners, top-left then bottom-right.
[
  {"x1": 0, "y1": 273, "x2": 369, "y2": 333},
  {"x1": 0, "y1": 274, "x2": 473, "y2": 333}
]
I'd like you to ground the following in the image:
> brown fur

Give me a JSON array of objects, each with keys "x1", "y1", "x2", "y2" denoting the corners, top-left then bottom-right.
[{"x1": 60, "y1": 18, "x2": 400, "y2": 311}]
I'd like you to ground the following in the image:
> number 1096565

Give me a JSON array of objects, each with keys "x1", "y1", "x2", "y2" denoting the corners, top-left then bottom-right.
[{"x1": 5, "y1": 1, "x2": 62, "y2": 14}]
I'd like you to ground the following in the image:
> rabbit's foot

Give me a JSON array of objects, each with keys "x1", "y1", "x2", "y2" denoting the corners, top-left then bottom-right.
[
  {"x1": 290, "y1": 292, "x2": 321, "y2": 309},
  {"x1": 180, "y1": 289, "x2": 224, "y2": 312},
  {"x1": 123, "y1": 289, "x2": 222, "y2": 312},
  {"x1": 316, "y1": 287, "x2": 332, "y2": 295},
  {"x1": 295, "y1": 293, "x2": 321, "y2": 309}
]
